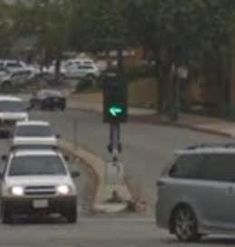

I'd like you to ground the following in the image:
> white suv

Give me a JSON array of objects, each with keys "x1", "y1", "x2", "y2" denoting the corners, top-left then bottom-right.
[
  {"x1": 1, "y1": 149, "x2": 79, "y2": 223},
  {"x1": 0, "y1": 96, "x2": 28, "y2": 137},
  {"x1": 12, "y1": 120, "x2": 59, "y2": 148}
]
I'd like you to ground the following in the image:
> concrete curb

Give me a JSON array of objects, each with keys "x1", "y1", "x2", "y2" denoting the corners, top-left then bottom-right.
[
  {"x1": 60, "y1": 140, "x2": 132, "y2": 214},
  {"x1": 166, "y1": 122, "x2": 233, "y2": 138},
  {"x1": 142, "y1": 121, "x2": 232, "y2": 138}
]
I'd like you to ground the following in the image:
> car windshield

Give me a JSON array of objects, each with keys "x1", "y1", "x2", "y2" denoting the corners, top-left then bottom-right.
[
  {"x1": 0, "y1": 100, "x2": 26, "y2": 112},
  {"x1": 15, "y1": 125, "x2": 53, "y2": 137},
  {"x1": 39, "y1": 90, "x2": 62, "y2": 97},
  {"x1": 9, "y1": 155, "x2": 66, "y2": 176},
  {"x1": 7, "y1": 63, "x2": 21, "y2": 68}
]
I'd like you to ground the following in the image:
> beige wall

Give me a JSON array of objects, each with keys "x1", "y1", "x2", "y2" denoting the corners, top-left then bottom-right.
[{"x1": 128, "y1": 78, "x2": 157, "y2": 108}]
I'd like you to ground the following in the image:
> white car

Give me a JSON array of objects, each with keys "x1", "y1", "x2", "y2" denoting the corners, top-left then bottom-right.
[
  {"x1": 0, "y1": 68, "x2": 36, "y2": 89},
  {"x1": 66, "y1": 63, "x2": 100, "y2": 79},
  {"x1": 0, "y1": 60, "x2": 40, "y2": 74},
  {"x1": 0, "y1": 96, "x2": 28, "y2": 136},
  {"x1": 64, "y1": 59, "x2": 100, "y2": 79},
  {"x1": 1, "y1": 149, "x2": 79, "y2": 223},
  {"x1": 47, "y1": 58, "x2": 100, "y2": 79},
  {"x1": 12, "y1": 120, "x2": 59, "y2": 147},
  {"x1": 0, "y1": 60, "x2": 26, "y2": 71}
]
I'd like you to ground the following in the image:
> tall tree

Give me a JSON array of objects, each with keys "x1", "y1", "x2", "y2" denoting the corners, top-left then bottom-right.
[{"x1": 128, "y1": 0, "x2": 235, "y2": 117}]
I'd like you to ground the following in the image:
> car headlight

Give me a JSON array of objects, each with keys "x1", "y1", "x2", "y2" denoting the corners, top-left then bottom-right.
[
  {"x1": 57, "y1": 185, "x2": 70, "y2": 195},
  {"x1": 11, "y1": 186, "x2": 24, "y2": 196}
]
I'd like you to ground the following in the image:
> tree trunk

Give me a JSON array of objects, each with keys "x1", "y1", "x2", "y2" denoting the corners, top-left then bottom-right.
[{"x1": 54, "y1": 52, "x2": 61, "y2": 81}]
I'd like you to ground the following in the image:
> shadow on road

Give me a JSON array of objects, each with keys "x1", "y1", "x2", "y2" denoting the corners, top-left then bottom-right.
[
  {"x1": 162, "y1": 236, "x2": 235, "y2": 245},
  {"x1": 5, "y1": 215, "x2": 76, "y2": 225}
]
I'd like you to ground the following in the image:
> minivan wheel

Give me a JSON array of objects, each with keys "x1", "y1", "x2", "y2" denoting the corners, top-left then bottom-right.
[{"x1": 172, "y1": 206, "x2": 201, "y2": 242}]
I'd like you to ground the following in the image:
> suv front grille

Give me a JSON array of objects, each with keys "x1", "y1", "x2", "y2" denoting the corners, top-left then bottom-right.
[
  {"x1": 0, "y1": 120, "x2": 16, "y2": 125},
  {"x1": 24, "y1": 186, "x2": 56, "y2": 195}
]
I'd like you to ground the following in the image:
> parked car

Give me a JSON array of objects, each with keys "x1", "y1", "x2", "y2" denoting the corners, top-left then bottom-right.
[
  {"x1": 156, "y1": 143, "x2": 235, "y2": 242},
  {"x1": 12, "y1": 120, "x2": 59, "y2": 148},
  {"x1": 30, "y1": 90, "x2": 66, "y2": 111},
  {"x1": 47, "y1": 58, "x2": 100, "y2": 79},
  {"x1": 0, "y1": 67, "x2": 8, "y2": 79},
  {"x1": 0, "y1": 60, "x2": 27, "y2": 71},
  {"x1": 0, "y1": 68, "x2": 36, "y2": 90},
  {"x1": 0, "y1": 59, "x2": 40, "y2": 74},
  {"x1": 0, "y1": 96, "x2": 29, "y2": 137},
  {"x1": 1, "y1": 148, "x2": 79, "y2": 223},
  {"x1": 65, "y1": 62, "x2": 100, "y2": 79}
]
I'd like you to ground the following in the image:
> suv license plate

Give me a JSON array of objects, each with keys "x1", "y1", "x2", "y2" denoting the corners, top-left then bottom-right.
[{"x1": 33, "y1": 199, "x2": 48, "y2": 208}]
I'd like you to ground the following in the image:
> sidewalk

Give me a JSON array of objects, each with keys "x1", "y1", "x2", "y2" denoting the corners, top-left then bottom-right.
[{"x1": 67, "y1": 95, "x2": 235, "y2": 138}]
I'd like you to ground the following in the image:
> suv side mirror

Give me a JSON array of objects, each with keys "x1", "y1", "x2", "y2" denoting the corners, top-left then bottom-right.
[
  {"x1": 64, "y1": 155, "x2": 70, "y2": 162},
  {"x1": 70, "y1": 171, "x2": 80, "y2": 178},
  {"x1": 26, "y1": 105, "x2": 32, "y2": 111},
  {"x1": 1, "y1": 155, "x2": 7, "y2": 161},
  {"x1": 56, "y1": 133, "x2": 61, "y2": 139}
]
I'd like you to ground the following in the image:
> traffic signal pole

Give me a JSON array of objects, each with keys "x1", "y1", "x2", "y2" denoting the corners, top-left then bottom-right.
[
  {"x1": 102, "y1": 47, "x2": 128, "y2": 201},
  {"x1": 109, "y1": 122, "x2": 121, "y2": 162}
]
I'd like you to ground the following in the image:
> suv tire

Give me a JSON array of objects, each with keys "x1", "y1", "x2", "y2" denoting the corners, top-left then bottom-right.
[
  {"x1": 171, "y1": 205, "x2": 201, "y2": 242},
  {"x1": 64, "y1": 202, "x2": 77, "y2": 223},
  {"x1": 2, "y1": 81, "x2": 11, "y2": 91},
  {"x1": 2, "y1": 203, "x2": 13, "y2": 224}
]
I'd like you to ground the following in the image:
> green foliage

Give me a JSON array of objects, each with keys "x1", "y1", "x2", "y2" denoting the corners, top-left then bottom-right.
[
  {"x1": 129, "y1": 0, "x2": 235, "y2": 67},
  {"x1": 75, "y1": 78, "x2": 93, "y2": 92},
  {"x1": 68, "y1": 0, "x2": 132, "y2": 52},
  {"x1": 1, "y1": 0, "x2": 235, "y2": 80}
]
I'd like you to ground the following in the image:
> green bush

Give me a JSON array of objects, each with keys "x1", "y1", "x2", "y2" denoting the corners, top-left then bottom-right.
[
  {"x1": 75, "y1": 77, "x2": 93, "y2": 92},
  {"x1": 126, "y1": 65, "x2": 155, "y2": 81}
]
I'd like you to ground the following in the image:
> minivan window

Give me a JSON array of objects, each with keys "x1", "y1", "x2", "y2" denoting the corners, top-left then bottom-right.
[
  {"x1": 198, "y1": 154, "x2": 235, "y2": 182},
  {"x1": 169, "y1": 154, "x2": 203, "y2": 179}
]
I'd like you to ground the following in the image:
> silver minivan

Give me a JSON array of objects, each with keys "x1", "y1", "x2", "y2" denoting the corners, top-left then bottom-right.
[{"x1": 156, "y1": 143, "x2": 235, "y2": 242}]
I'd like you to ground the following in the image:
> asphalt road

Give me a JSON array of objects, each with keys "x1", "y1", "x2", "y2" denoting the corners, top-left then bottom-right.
[
  {"x1": 32, "y1": 109, "x2": 230, "y2": 208},
  {"x1": 0, "y1": 109, "x2": 232, "y2": 246},
  {"x1": 0, "y1": 217, "x2": 235, "y2": 246}
]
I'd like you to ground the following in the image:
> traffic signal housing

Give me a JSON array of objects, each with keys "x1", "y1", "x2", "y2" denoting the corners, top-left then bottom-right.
[{"x1": 103, "y1": 72, "x2": 128, "y2": 123}]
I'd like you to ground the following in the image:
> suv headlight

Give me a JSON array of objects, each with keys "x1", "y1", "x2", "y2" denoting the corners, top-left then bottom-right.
[
  {"x1": 57, "y1": 185, "x2": 70, "y2": 195},
  {"x1": 11, "y1": 186, "x2": 24, "y2": 196}
]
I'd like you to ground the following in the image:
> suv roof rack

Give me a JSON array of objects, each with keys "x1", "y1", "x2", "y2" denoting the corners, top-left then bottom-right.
[
  {"x1": 10, "y1": 145, "x2": 59, "y2": 152},
  {"x1": 186, "y1": 142, "x2": 235, "y2": 150}
]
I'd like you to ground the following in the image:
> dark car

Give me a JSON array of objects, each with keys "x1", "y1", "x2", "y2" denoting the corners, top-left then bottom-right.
[{"x1": 30, "y1": 90, "x2": 66, "y2": 111}]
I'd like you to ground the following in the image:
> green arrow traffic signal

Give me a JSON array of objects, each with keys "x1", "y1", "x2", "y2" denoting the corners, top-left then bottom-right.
[{"x1": 109, "y1": 106, "x2": 123, "y2": 117}]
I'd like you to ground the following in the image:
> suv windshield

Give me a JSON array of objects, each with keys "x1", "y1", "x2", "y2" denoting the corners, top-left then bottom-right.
[
  {"x1": 0, "y1": 100, "x2": 26, "y2": 112},
  {"x1": 9, "y1": 155, "x2": 66, "y2": 176},
  {"x1": 15, "y1": 125, "x2": 53, "y2": 137}
]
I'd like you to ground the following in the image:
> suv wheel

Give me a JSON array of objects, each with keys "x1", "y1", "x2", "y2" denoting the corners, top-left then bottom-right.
[
  {"x1": 2, "y1": 203, "x2": 13, "y2": 224},
  {"x1": 171, "y1": 206, "x2": 201, "y2": 242},
  {"x1": 2, "y1": 81, "x2": 11, "y2": 91},
  {"x1": 64, "y1": 202, "x2": 77, "y2": 223},
  {"x1": 60, "y1": 105, "x2": 65, "y2": 111}
]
